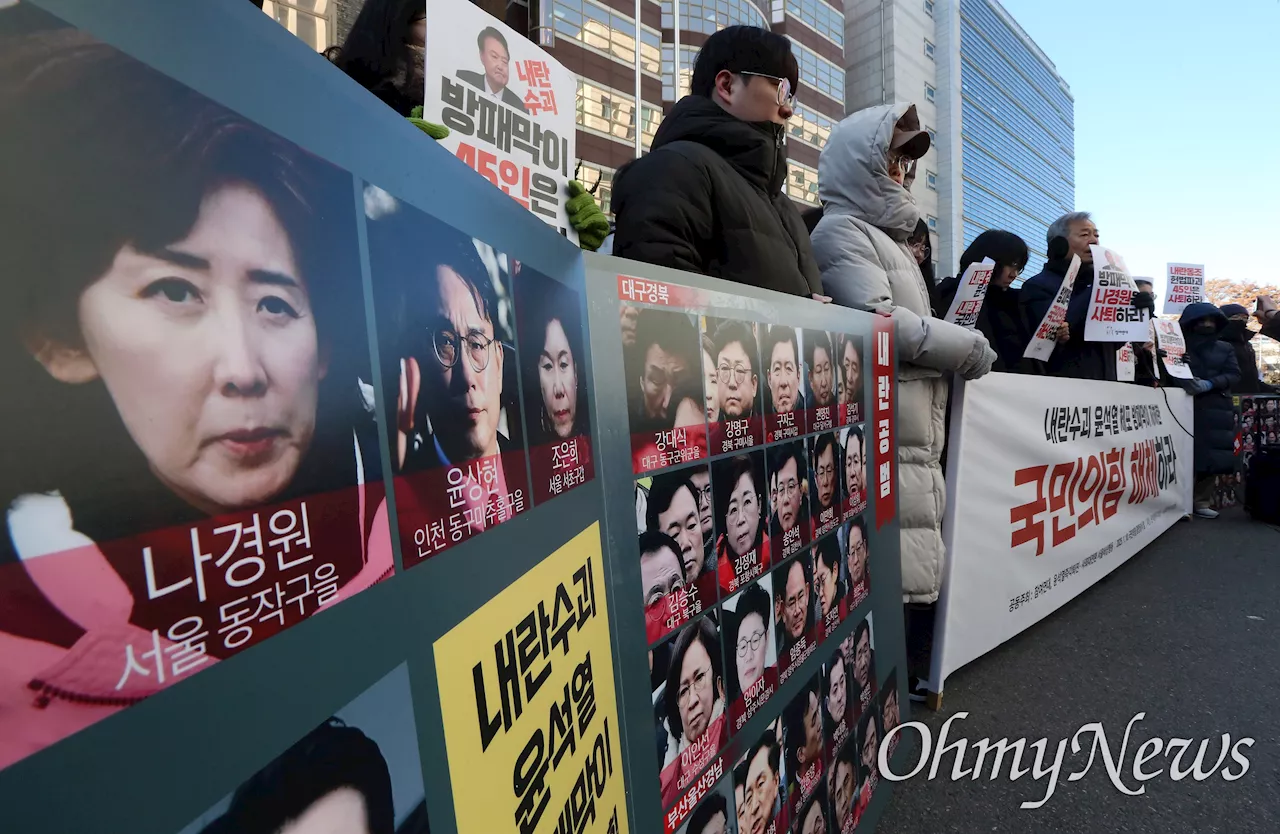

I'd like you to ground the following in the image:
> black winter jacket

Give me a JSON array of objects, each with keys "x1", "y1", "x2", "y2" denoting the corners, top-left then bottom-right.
[
  {"x1": 1019, "y1": 252, "x2": 1127, "y2": 381},
  {"x1": 1181, "y1": 303, "x2": 1241, "y2": 476},
  {"x1": 1221, "y1": 320, "x2": 1268, "y2": 393},
  {"x1": 611, "y1": 96, "x2": 823, "y2": 297},
  {"x1": 936, "y1": 277, "x2": 1034, "y2": 373}
]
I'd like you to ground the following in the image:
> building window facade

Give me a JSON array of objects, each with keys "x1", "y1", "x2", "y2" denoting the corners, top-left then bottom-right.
[
  {"x1": 788, "y1": 102, "x2": 835, "y2": 150},
  {"x1": 924, "y1": 38, "x2": 935, "y2": 60},
  {"x1": 662, "y1": 0, "x2": 768, "y2": 34},
  {"x1": 924, "y1": 0, "x2": 934, "y2": 16},
  {"x1": 924, "y1": 82, "x2": 936, "y2": 102},
  {"x1": 661, "y1": 44, "x2": 699, "y2": 100},
  {"x1": 262, "y1": 0, "x2": 332, "y2": 52},
  {"x1": 783, "y1": 0, "x2": 844, "y2": 47},
  {"x1": 926, "y1": 170, "x2": 937, "y2": 190},
  {"x1": 577, "y1": 79, "x2": 662, "y2": 149},
  {"x1": 553, "y1": 0, "x2": 662, "y2": 75},
  {"x1": 790, "y1": 38, "x2": 845, "y2": 104},
  {"x1": 785, "y1": 160, "x2": 821, "y2": 206},
  {"x1": 927, "y1": 214, "x2": 938, "y2": 231},
  {"x1": 577, "y1": 162, "x2": 616, "y2": 215}
]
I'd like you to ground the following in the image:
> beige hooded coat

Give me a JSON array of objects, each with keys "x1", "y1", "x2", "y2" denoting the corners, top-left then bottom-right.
[{"x1": 810, "y1": 103, "x2": 994, "y2": 604}]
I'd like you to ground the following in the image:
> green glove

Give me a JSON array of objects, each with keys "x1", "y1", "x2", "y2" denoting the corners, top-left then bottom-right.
[
  {"x1": 407, "y1": 105, "x2": 450, "y2": 140},
  {"x1": 566, "y1": 180, "x2": 611, "y2": 252}
]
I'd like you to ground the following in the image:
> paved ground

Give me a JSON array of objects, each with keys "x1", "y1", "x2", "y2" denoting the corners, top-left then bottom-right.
[{"x1": 878, "y1": 507, "x2": 1280, "y2": 834}]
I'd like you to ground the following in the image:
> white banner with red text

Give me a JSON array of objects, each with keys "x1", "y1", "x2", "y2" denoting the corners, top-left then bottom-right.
[{"x1": 930, "y1": 373, "x2": 1193, "y2": 692}]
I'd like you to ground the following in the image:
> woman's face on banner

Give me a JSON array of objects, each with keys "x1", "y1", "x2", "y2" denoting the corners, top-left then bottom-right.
[
  {"x1": 538, "y1": 318, "x2": 578, "y2": 438},
  {"x1": 726, "y1": 471, "x2": 761, "y2": 557},
  {"x1": 677, "y1": 637, "x2": 719, "y2": 743},
  {"x1": 736, "y1": 610, "x2": 768, "y2": 692},
  {"x1": 68, "y1": 184, "x2": 322, "y2": 515}
]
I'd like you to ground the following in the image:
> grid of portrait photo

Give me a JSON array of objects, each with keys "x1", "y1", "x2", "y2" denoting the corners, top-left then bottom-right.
[{"x1": 623, "y1": 298, "x2": 877, "y2": 832}]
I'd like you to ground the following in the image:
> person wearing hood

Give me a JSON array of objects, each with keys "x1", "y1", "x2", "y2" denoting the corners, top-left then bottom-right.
[
  {"x1": 938, "y1": 230, "x2": 1033, "y2": 372},
  {"x1": 1019, "y1": 212, "x2": 1155, "y2": 381},
  {"x1": 1220, "y1": 303, "x2": 1272, "y2": 393},
  {"x1": 610, "y1": 26, "x2": 825, "y2": 299},
  {"x1": 810, "y1": 103, "x2": 997, "y2": 610},
  {"x1": 1180, "y1": 302, "x2": 1241, "y2": 519}
]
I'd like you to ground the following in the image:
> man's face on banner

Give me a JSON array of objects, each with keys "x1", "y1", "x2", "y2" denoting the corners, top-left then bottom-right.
[
  {"x1": 689, "y1": 468, "x2": 714, "y2": 544},
  {"x1": 854, "y1": 631, "x2": 871, "y2": 687},
  {"x1": 834, "y1": 759, "x2": 855, "y2": 818},
  {"x1": 717, "y1": 339, "x2": 758, "y2": 419},
  {"x1": 846, "y1": 525, "x2": 868, "y2": 585},
  {"x1": 744, "y1": 746, "x2": 780, "y2": 834},
  {"x1": 810, "y1": 343, "x2": 834, "y2": 407},
  {"x1": 884, "y1": 689, "x2": 900, "y2": 731},
  {"x1": 768, "y1": 337, "x2": 799, "y2": 413},
  {"x1": 861, "y1": 720, "x2": 879, "y2": 777},
  {"x1": 425, "y1": 265, "x2": 504, "y2": 461},
  {"x1": 640, "y1": 544, "x2": 684, "y2": 606},
  {"x1": 703, "y1": 346, "x2": 719, "y2": 423},
  {"x1": 640, "y1": 340, "x2": 688, "y2": 422},
  {"x1": 826, "y1": 658, "x2": 848, "y2": 722},
  {"x1": 480, "y1": 35, "x2": 510, "y2": 92},
  {"x1": 814, "y1": 556, "x2": 838, "y2": 618},
  {"x1": 801, "y1": 798, "x2": 826, "y2": 834},
  {"x1": 776, "y1": 456, "x2": 802, "y2": 532},
  {"x1": 659, "y1": 484, "x2": 704, "y2": 583},
  {"x1": 816, "y1": 443, "x2": 836, "y2": 510},
  {"x1": 841, "y1": 339, "x2": 862, "y2": 405},
  {"x1": 800, "y1": 690, "x2": 822, "y2": 766},
  {"x1": 782, "y1": 560, "x2": 809, "y2": 639},
  {"x1": 845, "y1": 434, "x2": 865, "y2": 498},
  {"x1": 697, "y1": 809, "x2": 729, "y2": 834},
  {"x1": 678, "y1": 637, "x2": 719, "y2": 743}
]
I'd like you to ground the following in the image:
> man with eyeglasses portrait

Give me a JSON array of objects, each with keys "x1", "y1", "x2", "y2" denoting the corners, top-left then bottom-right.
[
  {"x1": 769, "y1": 442, "x2": 811, "y2": 557},
  {"x1": 705, "y1": 318, "x2": 764, "y2": 455},
  {"x1": 610, "y1": 26, "x2": 828, "y2": 302}
]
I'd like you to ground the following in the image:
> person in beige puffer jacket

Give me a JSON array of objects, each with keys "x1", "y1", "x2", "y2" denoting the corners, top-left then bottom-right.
[{"x1": 810, "y1": 102, "x2": 996, "y2": 605}]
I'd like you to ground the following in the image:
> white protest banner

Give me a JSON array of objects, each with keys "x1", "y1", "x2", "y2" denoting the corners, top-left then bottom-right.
[
  {"x1": 931, "y1": 373, "x2": 1193, "y2": 693},
  {"x1": 425, "y1": 0, "x2": 578, "y2": 242},
  {"x1": 1023, "y1": 255, "x2": 1081, "y2": 361},
  {"x1": 1164, "y1": 263, "x2": 1205, "y2": 315},
  {"x1": 1085, "y1": 244, "x2": 1149, "y2": 342},
  {"x1": 1151, "y1": 318, "x2": 1193, "y2": 379},
  {"x1": 943, "y1": 258, "x2": 995, "y2": 329},
  {"x1": 1116, "y1": 344, "x2": 1135, "y2": 381}
]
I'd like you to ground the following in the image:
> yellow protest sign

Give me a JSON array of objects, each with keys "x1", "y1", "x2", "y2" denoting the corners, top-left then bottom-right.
[{"x1": 435, "y1": 522, "x2": 629, "y2": 834}]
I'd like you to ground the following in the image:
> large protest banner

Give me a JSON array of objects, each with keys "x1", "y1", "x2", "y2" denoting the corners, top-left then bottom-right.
[
  {"x1": 425, "y1": 0, "x2": 579, "y2": 242},
  {"x1": 1164, "y1": 262, "x2": 1206, "y2": 315},
  {"x1": 931, "y1": 373, "x2": 1193, "y2": 695}
]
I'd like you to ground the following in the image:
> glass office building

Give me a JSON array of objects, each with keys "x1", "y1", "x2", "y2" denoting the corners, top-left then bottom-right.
[{"x1": 956, "y1": 0, "x2": 1073, "y2": 275}]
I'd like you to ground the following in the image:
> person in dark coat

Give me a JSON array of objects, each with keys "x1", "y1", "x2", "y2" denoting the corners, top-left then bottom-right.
[
  {"x1": 937, "y1": 229, "x2": 1034, "y2": 372},
  {"x1": 1180, "y1": 302, "x2": 1241, "y2": 518},
  {"x1": 611, "y1": 26, "x2": 825, "y2": 300},
  {"x1": 1019, "y1": 212, "x2": 1150, "y2": 381},
  {"x1": 1220, "y1": 303, "x2": 1271, "y2": 393}
]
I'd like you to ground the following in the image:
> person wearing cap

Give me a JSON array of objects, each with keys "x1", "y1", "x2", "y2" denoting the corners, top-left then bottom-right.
[
  {"x1": 809, "y1": 103, "x2": 997, "y2": 613},
  {"x1": 610, "y1": 26, "x2": 825, "y2": 300},
  {"x1": 1019, "y1": 211, "x2": 1155, "y2": 381},
  {"x1": 1220, "y1": 303, "x2": 1272, "y2": 393}
]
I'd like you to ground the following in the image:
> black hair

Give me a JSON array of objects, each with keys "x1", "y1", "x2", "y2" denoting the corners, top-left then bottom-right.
[
  {"x1": 690, "y1": 25, "x2": 799, "y2": 99},
  {"x1": 839, "y1": 335, "x2": 864, "y2": 403},
  {"x1": 518, "y1": 271, "x2": 590, "y2": 444},
  {"x1": 762, "y1": 325, "x2": 800, "y2": 377},
  {"x1": 783, "y1": 675, "x2": 822, "y2": 779},
  {"x1": 744, "y1": 728, "x2": 782, "y2": 786},
  {"x1": 687, "y1": 791, "x2": 729, "y2": 834},
  {"x1": 639, "y1": 530, "x2": 683, "y2": 567},
  {"x1": 635, "y1": 308, "x2": 699, "y2": 364},
  {"x1": 812, "y1": 433, "x2": 839, "y2": 498},
  {"x1": 725, "y1": 580, "x2": 771, "y2": 702},
  {"x1": 856, "y1": 706, "x2": 881, "y2": 774},
  {"x1": 842, "y1": 425, "x2": 865, "y2": 485},
  {"x1": 733, "y1": 759, "x2": 750, "y2": 790},
  {"x1": 664, "y1": 618, "x2": 723, "y2": 742},
  {"x1": 212, "y1": 719, "x2": 394, "y2": 834},
  {"x1": 815, "y1": 535, "x2": 841, "y2": 574},
  {"x1": 711, "y1": 319, "x2": 761, "y2": 376},
  {"x1": 845, "y1": 517, "x2": 869, "y2": 582},
  {"x1": 834, "y1": 737, "x2": 859, "y2": 794},
  {"x1": 824, "y1": 647, "x2": 847, "y2": 711},
  {"x1": 959, "y1": 229, "x2": 1030, "y2": 276},
  {"x1": 477, "y1": 26, "x2": 509, "y2": 54},
  {"x1": 909, "y1": 218, "x2": 940, "y2": 315},
  {"x1": 646, "y1": 471, "x2": 696, "y2": 532},
  {"x1": 713, "y1": 454, "x2": 765, "y2": 551},
  {"x1": 805, "y1": 330, "x2": 834, "y2": 371},
  {"x1": 326, "y1": 0, "x2": 425, "y2": 116},
  {"x1": 776, "y1": 554, "x2": 815, "y2": 646},
  {"x1": 770, "y1": 442, "x2": 805, "y2": 486}
]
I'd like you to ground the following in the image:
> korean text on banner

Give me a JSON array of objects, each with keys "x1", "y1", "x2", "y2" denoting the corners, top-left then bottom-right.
[
  {"x1": 434, "y1": 523, "x2": 628, "y2": 834},
  {"x1": 943, "y1": 258, "x2": 995, "y2": 329},
  {"x1": 872, "y1": 316, "x2": 896, "y2": 529},
  {"x1": 425, "y1": 0, "x2": 579, "y2": 243},
  {"x1": 933, "y1": 374, "x2": 1193, "y2": 690},
  {"x1": 1023, "y1": 255, "x2": 1080, "y2": 361},
  {"x1": 1116, "y1": 344, "x2": 1135, "y2": 382},
  {"x1": 1152, "y1": 318, "x2": 1194, "y2": 379},
  {"x1": 1164, "y1": 263, "x2": 1205, "y2": 315},
  {"x1": 1085, "y1": 245, "x2": 1149, "y2": 342}
]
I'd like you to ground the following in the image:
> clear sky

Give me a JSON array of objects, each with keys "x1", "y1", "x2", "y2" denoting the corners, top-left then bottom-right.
[{"x1": 994, "y1": 0, "x2": 1280, "y2": 299}]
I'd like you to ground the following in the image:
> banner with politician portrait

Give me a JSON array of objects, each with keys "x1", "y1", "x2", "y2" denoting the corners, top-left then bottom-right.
[
  {"x1": 425, "y1": 0, "x2": 579, "y2": 240},
  {"x1": 836, "y1": 333, "x2": 864, "y2": 426},
  {"x1": 712, "y1": 452, "x2": 771, "y2": 596},
  {"x1": 768, "y1": 442, "x2": 811, "y2": 560},
  {"x1": 934, "y1": 373, "x2": 1194, "y2": 691},
  {"x1": 763, "y1": 325, "x2": 807, "y2": 442},
  {"x1": 622, "y1": 304, "x2": 710, "y2": 474},
  {"x1": 774, "y1": 552, "x2": 820, "y2": 684},
  {"x1": 781, "y1": 672, "x2": 826, "y2": 827},
  {"x1": 704, "y1": 317, "x2": 765, "y2": 456},
  {"x1": 638, "y1": 466, "x2": 719, "y2": 644},
  {"x1": 802, "y1": 329, "x2": 839, "y2": 433},
  {"x1": 1084, "y1": 244, "x2": 1149, "y2": 342},
  {"x1": 729, "y1": 719, "x2": 788, "y2": 834},
  {"x1": 0, "y1": 25, "x2": 393, "y2": 772},
  {"x1": 839, "y1": 425, "x2": 868, "y2": 520},
  {"x1": 365, "y1": 189, "x2": 530, "y2": 567},
  {"x1": 722, "y1": 575, "x2": 779, "y2": 735}
]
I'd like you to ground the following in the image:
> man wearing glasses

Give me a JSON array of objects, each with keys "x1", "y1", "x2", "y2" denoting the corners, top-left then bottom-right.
[
  {"x1": 610, "y1": 26, "x2": 827, "y2": 301},
  {"x1": 769, "y1": 442, "x2": 810, "y2": 556}
]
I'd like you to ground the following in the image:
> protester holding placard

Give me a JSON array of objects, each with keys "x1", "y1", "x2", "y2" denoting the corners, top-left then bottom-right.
[
  {"x1": 1179, "y1": 303, "x2": 1241, "y2": 518},
  {"x1": 937, "y1": 230, "x2": 1033, "y2": 372}
]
